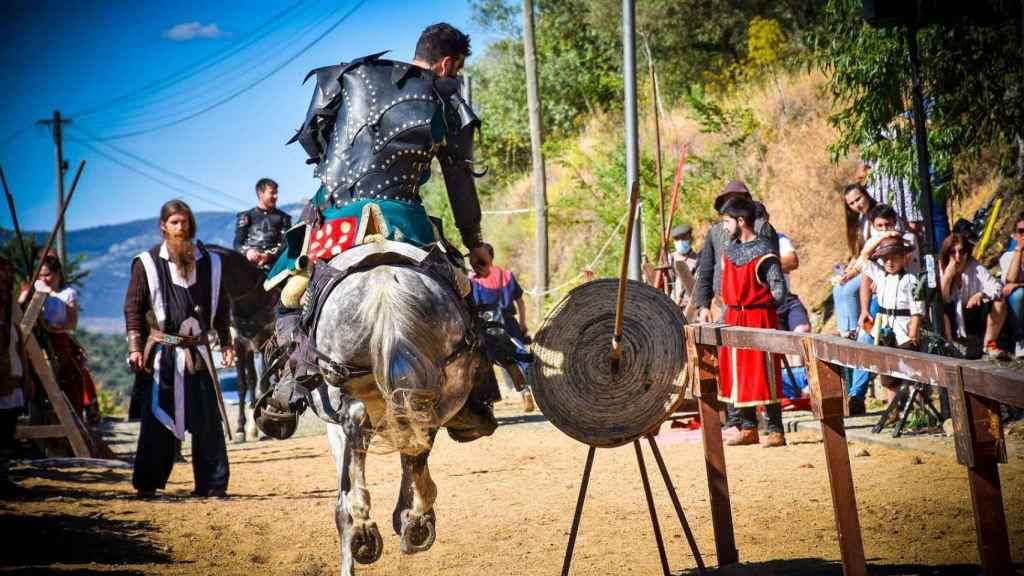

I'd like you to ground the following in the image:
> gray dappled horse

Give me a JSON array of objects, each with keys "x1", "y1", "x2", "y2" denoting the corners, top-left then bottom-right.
[
  {"x1": 306, "y1": 251, "x2": 487, "y2": 575},
  {"x1": 205, "y1": 245, "x2": 279, "y2": 441}
]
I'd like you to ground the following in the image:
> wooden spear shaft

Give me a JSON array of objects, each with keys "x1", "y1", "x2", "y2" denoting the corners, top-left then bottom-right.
[
  {"x1": 27, "y1": 160, "x2": 85, "y2": 295},
  {"x1": 611, "y1": 179, "x2": 641, "y2": 372},
  {"x1": 0, "y1": 165, "x2": 33, "y2": 277}
]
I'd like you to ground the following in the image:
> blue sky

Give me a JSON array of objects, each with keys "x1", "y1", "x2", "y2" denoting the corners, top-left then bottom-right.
[{"x1": 0, "y1": 0, "x2": 489, "y2": 232}]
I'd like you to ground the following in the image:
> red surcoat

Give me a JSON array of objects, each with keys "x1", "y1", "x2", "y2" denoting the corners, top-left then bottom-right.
[{"x1": 717, "y1": 252, "x2": 783, "y2": 407}]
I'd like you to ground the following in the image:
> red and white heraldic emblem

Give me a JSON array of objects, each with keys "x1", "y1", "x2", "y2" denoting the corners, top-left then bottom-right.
[{"x1": 308, "y1": 217, "x2": 357, "y2": 262}]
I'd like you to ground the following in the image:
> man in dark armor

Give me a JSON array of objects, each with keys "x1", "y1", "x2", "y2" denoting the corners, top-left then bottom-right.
[
  {"x1": 259, "y1": 23, "x2": 528, "y2": 437},
  {"x1": 234, "y1": 178, "x2": 291, "y2": 271}
]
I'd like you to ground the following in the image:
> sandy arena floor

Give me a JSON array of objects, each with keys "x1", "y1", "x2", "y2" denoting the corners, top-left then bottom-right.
[{"x1": 3, "y1": 398, "x2": 1023, "y2": 575}]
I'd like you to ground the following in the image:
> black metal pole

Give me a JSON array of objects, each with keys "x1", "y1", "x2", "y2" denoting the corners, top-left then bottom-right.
[
  {"x1": 0, "y1": 165, "x2": 33, "y2": 277},
  {"x1": 905, "y1": 26, "x2": 943, "y2": 330},
  {"x1": 905, "y1": 26, "x2": 950, "y2": 419},
  {"x1": 561, "y1": 446, "x2": 596, "y2": 576},
  {"x1": 634, "y1": 440, "x2": 671, "y2": 576},
  {"x1": 646, "y1": 435, "x2": 707, "y2": 574}
]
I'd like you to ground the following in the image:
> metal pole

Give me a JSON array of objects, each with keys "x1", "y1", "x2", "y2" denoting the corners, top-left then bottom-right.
[
  {"x1": 560, "y1": 446, "x2": 596, "y2": 576},
  {"x1": 623, "y1": 0, "x2": 642, "y2": 281},
  {"x1": 904, "y1": 27, "x2": 944, "y2": 335},
  {"x1": 53, "y1": 111, "x2": 67, "y2": 266},
  {"x1": 522, "y1": 0, "x2": 548, "y2": 320}
]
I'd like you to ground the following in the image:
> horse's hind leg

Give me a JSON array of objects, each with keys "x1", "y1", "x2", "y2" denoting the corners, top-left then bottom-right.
[
  {"x1": 396, "y1": 445, "x2": 438, "y2": 555},
  {"x1": 327, "y1": 399, "x2": 381, "y2": 573}
]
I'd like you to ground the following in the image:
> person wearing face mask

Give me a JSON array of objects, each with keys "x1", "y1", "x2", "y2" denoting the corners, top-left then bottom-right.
[
  {"x1": 693, "y1": 180, "x2": 778, "y2": 324},
  {"x1": 669, "y1": 224, "x2": 699, "y2": 308}
]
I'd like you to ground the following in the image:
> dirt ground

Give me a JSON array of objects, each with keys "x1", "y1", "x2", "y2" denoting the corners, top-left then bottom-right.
[{"x1": 3, "y1": 397, "x2": 1024, "y2": 576}]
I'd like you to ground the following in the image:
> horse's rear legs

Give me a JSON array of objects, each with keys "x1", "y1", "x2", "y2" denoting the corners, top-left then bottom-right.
[
  {"x1": 395, "y1": 448, "x2": 437, "y2": 555},
  {"x1": 327, "y1": 400, "x2": 381, "y2": 575}
]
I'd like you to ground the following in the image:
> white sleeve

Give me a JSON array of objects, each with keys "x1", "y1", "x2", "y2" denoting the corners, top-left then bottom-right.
[
  {"x1": 861, "y1": 259, "x2": 883, "y2": 285},
  {"x1": 1000, "y1": 252, "x2": 1014, "y2": 279},
  {"x1": 974, "y1": 263, "x2": 1002, "y2": 299},
  {"x1": 778, "y1": 234, "x2": 795, "y2": 256}
]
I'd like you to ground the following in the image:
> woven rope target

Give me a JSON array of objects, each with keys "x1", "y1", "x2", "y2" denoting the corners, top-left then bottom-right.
[{"x1": 528, "y1": 278, "x2": 688, "y2": 448}]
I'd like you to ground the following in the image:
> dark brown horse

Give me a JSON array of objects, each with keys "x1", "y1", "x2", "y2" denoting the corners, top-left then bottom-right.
[{"x1": 205, "y1": 244, "x2": 279, "y2": 442}]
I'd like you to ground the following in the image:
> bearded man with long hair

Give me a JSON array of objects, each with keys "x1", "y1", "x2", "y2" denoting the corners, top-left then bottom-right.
[{"x1": 124, "y1": 199, "x2": 235, "y2": 498}]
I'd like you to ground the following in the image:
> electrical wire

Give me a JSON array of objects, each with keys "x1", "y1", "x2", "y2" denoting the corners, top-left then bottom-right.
[
  {"x1": 70, "y1": 0, "x2": 318, "y2": 119},
  {"x1": 68, "y1": 125, "x2": 251, "y2": 205},
  {"x1": 93, "y1": 3, "x2": 344, "y2": 132},
  {"x1": 77, "y1": 0, "x2": 368, "y2": 142},
  {"x1": 72, "y1": 137, "x2": 240, "y2": 212}
]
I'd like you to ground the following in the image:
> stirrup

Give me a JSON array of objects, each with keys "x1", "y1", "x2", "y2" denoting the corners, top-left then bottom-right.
[{"x1": 254, "y1": 387, "x2": 300, "y2": 440}]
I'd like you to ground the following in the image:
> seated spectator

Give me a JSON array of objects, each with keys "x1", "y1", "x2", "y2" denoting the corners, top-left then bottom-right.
[
  {"x1": 776, "y1": 232, "x2": 811, "y2": 399},
  {"x1": 832, "y1": 184, "x2": 878, "y2": 339},
  {"x1": 998, "y1": 217, "x2": 1024, "y2": 358},
  {"x1": 669, "y1": 223, "x2": 699, "y2": 308},
  {"x1": 939, "y1": 233, "x2": 1008, "y2": 359},
  {"x1": 859, "y1": 234, "x2": 924, "y2": 402}
]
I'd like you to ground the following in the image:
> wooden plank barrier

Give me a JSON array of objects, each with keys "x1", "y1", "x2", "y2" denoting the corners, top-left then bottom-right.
[{"x1": 685, "y1": 323, "x2": 1021, "y2": 576}]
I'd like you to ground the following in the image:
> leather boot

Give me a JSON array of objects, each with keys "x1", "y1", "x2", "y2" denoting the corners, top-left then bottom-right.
[
  {"x1": 726, "y1": 428, "x2": 759, "y2": 446},
  {"x1": 762, "y1": 431, "x2": 787, "y2": 448},
  {"x1": 522, "y1": 390, "x2": 535, "y2": 413},
  {"x1": 445, "y1": 400, "x2": 497, "y2": 443}
]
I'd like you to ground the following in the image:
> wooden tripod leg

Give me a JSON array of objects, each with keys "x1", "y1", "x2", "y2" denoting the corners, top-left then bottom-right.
[
  {"x1": 634, "y1": 440, "x2": 671, "y2": 576},
  {"x1": 561, "y1": 446, "x2": 596, "y2": 576},
  {"x1": 647, "y1": 435, "x2": 706, "y2": 574}
]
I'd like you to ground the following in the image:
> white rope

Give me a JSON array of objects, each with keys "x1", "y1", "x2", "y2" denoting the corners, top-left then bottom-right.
[
  {"x1": 481, "y1": 206, "x2": 537, "y2": 215},
  {"x1": 525, "y1": 209, "x2": 629, "y2": 297}
]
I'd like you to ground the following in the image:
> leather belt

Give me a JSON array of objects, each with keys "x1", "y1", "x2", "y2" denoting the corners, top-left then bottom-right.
[
  {"x1": 143, "y1": 329, "x2": 210, "y2": 374},
  {"x1": 878, "y1": 306, "x2": 912, "y2": 317}
]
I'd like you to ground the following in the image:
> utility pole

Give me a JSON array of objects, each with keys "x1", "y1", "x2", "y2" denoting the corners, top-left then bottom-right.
[
  {"x1": 36, "y1": 110, "x2": 71, "y2": 266},
  {"x1": 522, "y1": 0, "x2": 548, "y2": 317},
  {"x1": 623, "y1": 0, "x2": 642, "y2": 281}
]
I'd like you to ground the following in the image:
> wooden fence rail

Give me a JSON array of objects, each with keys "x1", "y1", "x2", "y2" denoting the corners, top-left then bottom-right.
[{"x1": 684, "y1": 323, "x2": 1022, "y2": 576}]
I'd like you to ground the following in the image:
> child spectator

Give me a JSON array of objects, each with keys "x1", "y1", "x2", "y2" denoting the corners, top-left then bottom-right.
[
  {"x1": 999, "y1": 217, "x2": 1024, "y2": 357},
  {"x1": 858, "y1": 234, "x2": 924, "y2": 401},
  {"x1": 940, "y1": 233, "x2": 1008, "y2": 359},
  {"x1": 716, "y1": 197, "x2": 788, "y2": 448}
]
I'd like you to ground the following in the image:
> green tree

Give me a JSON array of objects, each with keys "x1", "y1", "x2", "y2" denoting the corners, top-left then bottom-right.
[
  {"x1": 0, "y1": 232, "x2": 90, "y2": 289},
  {"x1": 813, "y1": 0, "x2": 1024, "y2": 193}
]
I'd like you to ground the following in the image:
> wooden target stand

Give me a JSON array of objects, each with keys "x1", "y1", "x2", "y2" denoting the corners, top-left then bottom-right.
[
  {"x1": 13, "y1": 290, "x2": 113, "y2": 459},
  {"x1": 560, "y1": 433, "x2": 706, "y2": 576}
]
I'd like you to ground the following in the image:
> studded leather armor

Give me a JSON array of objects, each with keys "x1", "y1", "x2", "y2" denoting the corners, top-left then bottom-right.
[{"x1": 289, "y1": 52, "x2": 484, "y2": 248}]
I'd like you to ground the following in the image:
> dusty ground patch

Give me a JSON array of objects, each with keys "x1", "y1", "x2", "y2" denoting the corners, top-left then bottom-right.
[{"x1": 3, "y1": 398, "x2": 1023, "y2": 575}]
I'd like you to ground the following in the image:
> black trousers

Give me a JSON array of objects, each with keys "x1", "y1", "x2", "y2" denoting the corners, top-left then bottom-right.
[
  {"x1": 726, "y1": 403, "x2": 784, "y2": 434},
  {"x1": 132, "y1": 372, "x2": 229, "y2": 494}
]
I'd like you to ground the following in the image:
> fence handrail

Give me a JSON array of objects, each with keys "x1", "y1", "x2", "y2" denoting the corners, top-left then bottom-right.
[{"x1": 691, "y1": 323, "x2": 1024, "y2": 409}]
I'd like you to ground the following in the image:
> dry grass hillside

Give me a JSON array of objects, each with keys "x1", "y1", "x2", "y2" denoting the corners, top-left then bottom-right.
[{"x1": 481, "y1": 70, "x2": 1007, "y2": 328}]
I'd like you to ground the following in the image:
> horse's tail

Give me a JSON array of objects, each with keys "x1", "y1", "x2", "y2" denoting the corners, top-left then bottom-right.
[{"x1": 357, "y1": 266, "x2": 445, "y2": 454}]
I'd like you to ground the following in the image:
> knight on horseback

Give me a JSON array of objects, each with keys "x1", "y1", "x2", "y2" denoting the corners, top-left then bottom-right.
[
  {"x1": 234, "y1": 178, "x2": 291, "y2": 271},
  {"x1": 259, "y1": 22, "x2": 531, "y2": 441}
]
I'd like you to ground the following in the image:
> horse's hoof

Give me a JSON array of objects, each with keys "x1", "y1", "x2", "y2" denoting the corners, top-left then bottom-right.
[
  {"x1": 399, "y1": 509, "x2": 436, "y2": 555},
  {"x1": 351, "y1": 522, "x2": 383, "y2": 565}
]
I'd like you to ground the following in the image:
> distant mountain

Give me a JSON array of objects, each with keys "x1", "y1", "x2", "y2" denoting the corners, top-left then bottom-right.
[{"x1": 22, "y1": 203, "x2": 303, "y2": 333}]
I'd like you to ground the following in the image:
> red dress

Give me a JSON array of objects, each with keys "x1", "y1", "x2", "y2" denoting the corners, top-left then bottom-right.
[{"x1": 717, "y1": 253, "x2": 783, "y2": 407}]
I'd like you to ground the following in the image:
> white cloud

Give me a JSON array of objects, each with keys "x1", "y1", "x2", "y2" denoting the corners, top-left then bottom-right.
[{"x1": 163, "y1": 21, "x2": 230, "y2": 41}]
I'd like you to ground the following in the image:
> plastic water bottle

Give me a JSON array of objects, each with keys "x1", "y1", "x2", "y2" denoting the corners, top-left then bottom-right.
[{"x1": 925, "y1": 254, "x2": 937, "y2": 288}]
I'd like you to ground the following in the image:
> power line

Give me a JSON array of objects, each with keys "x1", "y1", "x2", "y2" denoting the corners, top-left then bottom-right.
[
  {"x1": 89, "y1": 3, "x2": 345, "y2": 133},
  {"x1": 68, "y1": 125, "x2": 251, "y2": 205},
  {"x1": 77, "y1": 0, "x2": 369, "y2": 142},
  {"x1": 72, "y1": 137, "x2": 240, "y2": 212},
  {"x1": 70, "y1": 0, "x2": 318, "y2": 119}
]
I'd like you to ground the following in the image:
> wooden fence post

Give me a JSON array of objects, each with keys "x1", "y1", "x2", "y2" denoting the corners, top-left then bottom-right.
[
  {"x1": 803, "y1": 338, "x2": 866, "y2": 576},
  {"x1": 950, "y1": 367, "x2": 1012, "y2": 575},
  {"x1": 685, "y1": 325, "x2": 738, "y2": 566}
]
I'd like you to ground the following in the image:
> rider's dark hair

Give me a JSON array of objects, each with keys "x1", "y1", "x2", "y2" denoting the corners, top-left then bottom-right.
[
  {"x1": 255, "y1": 178, "x2": 278, "y2": 194},
  {"x1": 721, "y1": 197, "x2": 756, "y2": 228},
  {"x1": 415, "y1": 23, "x2": 471, "y2": 64}
]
